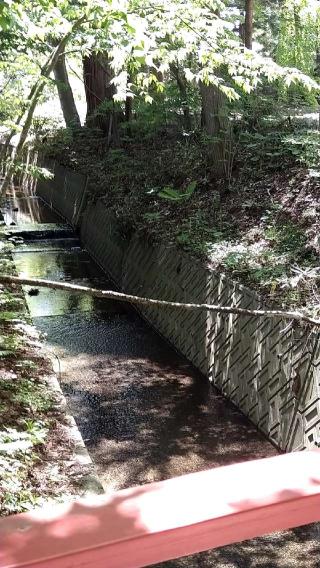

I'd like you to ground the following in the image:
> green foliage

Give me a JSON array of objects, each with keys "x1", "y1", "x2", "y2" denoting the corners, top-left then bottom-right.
[
  {"x1": 0, "y1": 332, "x2": 21, "y2": 355},
  {"x1": 127, "y1": 81, "x2": 201, "y2": 136},
  {"x1": 2, "y1": 0, "x2": 319, "y2": 138},
  {"x1": 31, "y1": 116, "x2": 63, "y2": 137},
  {"x1": 3, "y1": 378, "x2": 54, "y2": 414},
  {"x1": 36, "y1": 127, "x2": 74, "y2": 155},
  {"x1": 158, "y1": 181, "x2": 197, "y2": 202},
  {"x1": 234, "y1": 91, "x2": 277, "y2": 130},
  {"x1": 0, "y1": 422, "x2": 47, "y2": 514},
  {"x1": 6, "y1": 160, "x2": 54, "y2": 181},
  {"x1": 276, "y1": 0, "x2": 320, "y2": 102},
  {"x1": 264, "y1": 219, "x2": 308, "y2": 256},
  {"x1": 237, "y1": 120, "x2": 320, "y2": 173},
  {"x1": 276, "y1": 0, "x2": 320, "y2": 75},
  {"x1": 0, "y1": 58, "x2": 36, "y2": 125},
  {"x1": 212, "y1": 241, "x2": 301, "y2": 293},
  {"x1": 237, "y1": 129, "x2": 296, "y2": 173},
  {"x1": 175, "y1": 212, "x2": 227, "y2": 255},
  {"x1": 23, "y1": 420, "x2": 48, "y2": 445},
  {"x1": 284, "y1": 130, "x2": 320, "y2": 168},
  {"x1": 0, "y1": 422, "x2": 47, "y2": 453},
  {"x1": 142, "y1": 212, "x2": 162, "y2": 222}
]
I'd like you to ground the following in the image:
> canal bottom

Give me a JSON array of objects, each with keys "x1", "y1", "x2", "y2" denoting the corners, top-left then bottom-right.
[
  {"x1": 14, "y1": 238, "x2": 277, "y2": 493},
  {"x1": 8, "y1": 197, "x2": 319, "y2": 567}
]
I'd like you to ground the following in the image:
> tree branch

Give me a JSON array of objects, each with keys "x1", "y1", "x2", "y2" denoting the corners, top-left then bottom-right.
[
  {"x1": 1, "y1": 274, "x2": 319, "y2": 327},
  {"x1": 0, "y1": 14, "x2": 88, "y2": 196}
]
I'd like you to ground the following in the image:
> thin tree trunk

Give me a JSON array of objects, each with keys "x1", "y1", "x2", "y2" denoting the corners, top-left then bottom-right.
[
  {"x1": 200, "y1": 82, "x2": 230, "y2": 179},
  {"x1": 239, "y1": 22, "x2": 245, "y2": 44},
  {"x1": 1, "y1": 16, "x2": 86, "y2": 196},
  {"x1": 104, "y1": 55, "x2": 120, "y2": 146},
  {"x1": 170, "y1": 64, "x2": 192, "y2": 131},
  {"x1": 3, "y1": 63, "x2": 52, "y2": 150},
  {"x1": 53, "y1": 52, "x2": 81, "y2": 128},
  {"x1": 4, "y1": 45, "x2": 69, "y2": 150},
  {"x1": 244, "y1": 0, "x2": 254, "y2": 49},
  {"x1": 1, "y1": 274, "x2": 319, "y2": 327},
  {"x1": 316, "y1": 47, "x2": 320, "y2": 131},
  {"x1": 293, "y1": 5, "x2": 302, "y2": 67},
  {"x1": 125, "y1": 96, "x2": 133, "y2": 122},
  {"x1": 124, "y1": 95, "x2": 133, "y2": 137}
]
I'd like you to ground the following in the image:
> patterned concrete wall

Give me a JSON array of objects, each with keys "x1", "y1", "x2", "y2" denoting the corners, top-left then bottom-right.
[
  {"x1": 37, "y1": 168, "x2": 320, "y2": 452},
  {"x1": 80, "y1": 201, "x2": 126, "y2": 283},
  {"x1": 4, "y1": 150, "x2": 88, "y2": 225},
  {"x1": 37, "y1": 161, "x2": 87, "y2": 228}
]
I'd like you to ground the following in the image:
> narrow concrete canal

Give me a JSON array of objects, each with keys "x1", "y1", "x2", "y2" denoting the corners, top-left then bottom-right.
[{"x1": 3, "y1": 195, "x2": 319, "y2": 567}]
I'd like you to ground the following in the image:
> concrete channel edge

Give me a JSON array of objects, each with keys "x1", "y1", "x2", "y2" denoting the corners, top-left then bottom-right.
[
  {"x1": 0, "y1": 207, "x2": 105, "y2": 498},
  {"x1": 33, "y1": 158, "x2": 320, "y2": 453}
]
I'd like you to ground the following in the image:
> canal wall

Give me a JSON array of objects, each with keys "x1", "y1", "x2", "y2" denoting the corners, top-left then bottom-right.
[
  {"x1": 35, "y1": 160, "x2": 87, "y2": 227},
  {"x1": 37, "y1": 163, "x2": 320, "y2": 452}
]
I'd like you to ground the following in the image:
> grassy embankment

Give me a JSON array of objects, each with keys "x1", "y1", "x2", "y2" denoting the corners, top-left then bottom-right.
[{"x1": 43, "y1": 115, "x2": 320, "y2": 320}]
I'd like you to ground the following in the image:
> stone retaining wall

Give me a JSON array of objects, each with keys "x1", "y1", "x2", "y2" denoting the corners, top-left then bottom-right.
[{"x1": 37, "y1": 164, "x2": 320, "y2": 452}]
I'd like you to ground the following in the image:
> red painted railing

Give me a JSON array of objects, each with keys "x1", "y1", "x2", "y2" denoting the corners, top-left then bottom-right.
[{"x1": 1, "y1": 451, "x2": 320, "y2": 568}]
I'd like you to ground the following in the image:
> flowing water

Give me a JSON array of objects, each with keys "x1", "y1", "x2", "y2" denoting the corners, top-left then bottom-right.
[{"x1": 3, "y1": 195, "x2": 319, "y2": 567}]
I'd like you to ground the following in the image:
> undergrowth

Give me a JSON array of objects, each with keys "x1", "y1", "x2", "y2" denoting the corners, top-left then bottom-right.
[
  {"x1": 41, "y1": 107, "x2": 320, "y2": 318},
  {"x1": 0, "y1": 231, "x2": 83, "y2": 515}
]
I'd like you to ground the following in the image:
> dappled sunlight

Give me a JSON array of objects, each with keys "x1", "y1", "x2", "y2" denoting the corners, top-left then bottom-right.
[
  {"x1": 0, "y1": 487, "x2": 151, "y2": 567},
  {"x1": 1, "y1": 451, "x2": 320, "y2": 568},
  {"x1": 3, "y1": 162, "x2": 320, "y2": 566},
  {"x1": 201, "y1": 265, "x2": 320, "y2": 452},
  {"x1": 2, "y1": 1, "x2": 320, "y2": 566}
]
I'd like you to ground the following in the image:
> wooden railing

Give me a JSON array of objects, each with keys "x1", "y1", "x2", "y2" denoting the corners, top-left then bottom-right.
[{"x1": 1, "y1": 451, "x2": 320, "y2": 568}]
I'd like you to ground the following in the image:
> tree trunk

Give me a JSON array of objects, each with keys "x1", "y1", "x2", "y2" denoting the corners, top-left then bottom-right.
[
  {"x1": 1, "y1": 274, "x2": 319, "y2": 327},
  {"x1": 83, "y1": 53, "x2": 106, "y2": 128},
  {"x1": 244, "y1": 0, "x2": 254, "y2": 49},
  {"x1": 315, "y1": 48, "x2": 320, "y2": 131},
  {"x1": 53, "y1": 52, "x2": 81, "y2": 128},
  {"x1": 293, "y1": 5, "x2": 302, "y2": 67},
  {"x1": 3, "y1": 52, "x2": 57, "y2": 150},
  {"x1": 82, "y1": 52, "x2": 119, "y2": 144},
  {"x1": 200, "y1": 82, "x2": 230, "y2": 179},
  {"x1": 1, "y1": 16, "x2": 86, "y2": 196},
  {"x1": 125, "y1": 96, "x2": 133, "y2": 122},
  {"x1": 170, "y1": 65, "x2": 192, "y2": 131},
  {"x1": 239, "y1": 21, "x2": 245, "y2": 44}
]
